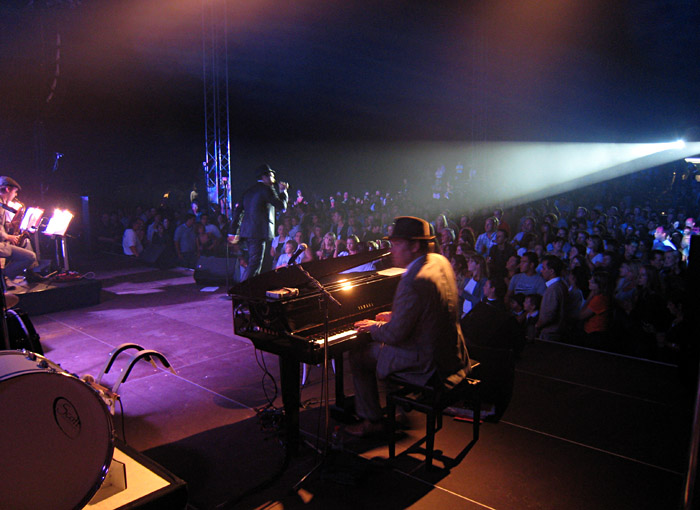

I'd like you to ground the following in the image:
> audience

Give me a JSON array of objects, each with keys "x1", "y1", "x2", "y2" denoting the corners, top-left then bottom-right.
[{"x1": 93, "y1": 161, "x2": 696, "y2": 367}]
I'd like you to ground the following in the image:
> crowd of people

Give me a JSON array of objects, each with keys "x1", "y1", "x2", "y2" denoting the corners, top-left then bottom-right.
[{"x1": 92, "y1": 163, "x2": 698, "y2": 373}]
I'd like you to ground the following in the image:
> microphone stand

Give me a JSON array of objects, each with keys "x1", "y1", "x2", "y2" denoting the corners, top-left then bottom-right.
[{"x1": 293, "y1": 263, "x2": 341, "y2": 491}]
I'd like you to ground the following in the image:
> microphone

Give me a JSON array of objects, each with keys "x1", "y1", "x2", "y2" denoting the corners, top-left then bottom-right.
[{"x1": 288, "y1": 243, "x2": 307, "y2": 266}]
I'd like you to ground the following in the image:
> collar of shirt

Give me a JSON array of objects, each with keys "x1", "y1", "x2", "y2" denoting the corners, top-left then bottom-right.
[
  {"x1": 545, "y1": 276, "x2": 561, "y2": 287},
  {"x1": 402, "y1": 254, "x2": 425, "y2": 278}
]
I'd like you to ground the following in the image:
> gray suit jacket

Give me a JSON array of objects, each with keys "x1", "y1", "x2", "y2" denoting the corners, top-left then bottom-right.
[
  {"x1": 231, "y1": 182, "x2": 288, "y2": 241},
  {"x1": 371, "y1": 253, "x2": 470, "y2": 388},
  {"x1": 538, "y1": 278, "x2": 568, "y2": 341}
]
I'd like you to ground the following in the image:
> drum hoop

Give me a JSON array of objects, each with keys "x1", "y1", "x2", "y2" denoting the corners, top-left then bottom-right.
[{"x1": 0, "y1": 350, "x2": 116, "y2": 509}]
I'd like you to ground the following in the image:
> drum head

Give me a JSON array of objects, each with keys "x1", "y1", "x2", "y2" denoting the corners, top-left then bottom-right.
[{"x1": 0, "y1": 355, "x2": 114, "y2": 510}]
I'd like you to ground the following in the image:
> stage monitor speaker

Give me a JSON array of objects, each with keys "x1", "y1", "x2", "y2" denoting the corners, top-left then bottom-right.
[
  {"x1": 141, "y1": 244, "x2": 175, "y2": 268},
  {"x1": 194, "y1": 256, "x2": 238, "y2": 285}
]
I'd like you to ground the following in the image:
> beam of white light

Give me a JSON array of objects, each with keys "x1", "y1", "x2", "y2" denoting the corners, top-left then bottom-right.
[
  {"x1": 467, "y1": 141, "x2": 700, "y2": 208},
  {"x1": 354, "y1": 140, "x2": 700, "y2": 210}
]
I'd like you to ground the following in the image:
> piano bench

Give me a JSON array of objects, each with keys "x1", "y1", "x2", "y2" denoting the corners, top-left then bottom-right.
[{"x1": 386, "y1": 371, "x2": 481, "y2": 471}]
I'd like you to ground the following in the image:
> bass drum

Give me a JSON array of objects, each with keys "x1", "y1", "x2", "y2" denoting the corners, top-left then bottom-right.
[{"x1": 0, "y1": 350, "x2": 114, "y2": 510}]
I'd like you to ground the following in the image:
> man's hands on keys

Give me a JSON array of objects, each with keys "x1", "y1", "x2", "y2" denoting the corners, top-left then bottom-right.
[
  {"x1": 353, "y1": 319, "x2": 378, "y2": 333},
  {"x1": 375, "y1": 311, "x2": 392, "y2": 323}
]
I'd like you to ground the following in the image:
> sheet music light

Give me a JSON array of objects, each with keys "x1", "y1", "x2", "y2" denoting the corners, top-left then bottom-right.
[{"x1": 44, "y1": 209, "x2": 74, "y2": 236}]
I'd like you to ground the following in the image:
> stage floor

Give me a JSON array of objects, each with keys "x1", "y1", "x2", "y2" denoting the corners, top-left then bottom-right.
[{"x1": 24, "y1": 254, "x2": 695, "y2": 510}]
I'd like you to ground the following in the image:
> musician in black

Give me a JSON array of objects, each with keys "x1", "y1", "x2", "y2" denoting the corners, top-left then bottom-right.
[
  {"x1": 0, "y1": 176, "x2": 43, "y2": 287},
  {"x1": 230, "y1": 165, "x2": 288, "y2": 280}
]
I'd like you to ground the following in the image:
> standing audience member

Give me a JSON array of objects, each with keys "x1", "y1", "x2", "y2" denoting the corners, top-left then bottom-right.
[
  {"x1": 505, "y1": 252, "x2": 546, "y2": 304},
  {"x1": 487, "y1": 228, "x2": 516, "y2": 281},
  {"x1": 578, "y1": 269, "x2": 613, "y2": 349},
  {"x1": 461, "y1": 254, "x2": 488, "y2": 318},
  {"x1": 536, "y1": 255, "x2": 568, "y2": 341},
  {"x1": 174, "y1": 214, "x2": 198, "y2": 268}
]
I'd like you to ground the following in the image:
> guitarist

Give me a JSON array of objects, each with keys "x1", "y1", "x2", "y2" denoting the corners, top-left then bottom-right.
[{"x1": 0, "y1": 176, "x2": 43, "y2": 288}]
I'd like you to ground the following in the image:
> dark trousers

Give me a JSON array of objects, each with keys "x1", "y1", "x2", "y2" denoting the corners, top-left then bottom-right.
[{"x1": 243, "y1": 238, "x2": 267, "y2": 281}]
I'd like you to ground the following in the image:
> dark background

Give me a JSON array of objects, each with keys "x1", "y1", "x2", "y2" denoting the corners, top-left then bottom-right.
[{"x1": 1, "y1": 0, "x2": 699, "y2": 210}]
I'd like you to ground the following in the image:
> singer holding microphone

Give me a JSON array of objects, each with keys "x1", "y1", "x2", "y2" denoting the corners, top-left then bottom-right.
[{"x1": 230, "y1": 164, "x2": 288, "y2": 280}]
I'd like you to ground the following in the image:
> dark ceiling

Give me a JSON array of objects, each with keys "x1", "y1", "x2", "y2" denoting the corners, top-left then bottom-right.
[{"x1": 1, "y1": 0, "x2": 699, "y2": 201}]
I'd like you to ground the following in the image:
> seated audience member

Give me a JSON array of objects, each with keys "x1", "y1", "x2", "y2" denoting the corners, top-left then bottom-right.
[
  {"x1": 536, "y1": 255, "x2": 568, "y2": 341},
  {"x1": 512, "y1": 216, "x2": 535, "y2": 246},
  {"x1": 317, "y1": 231, "x2": 336, "y2": 260},
  {"x1": 461, "y1": 253, "x2": 488, "y2": 318},
  {"x1": 493, "y1": 207, "x2": 510, "y2": 235},
  {"x1": 309, "y1": 224, "x2": 324, "y2": 253},
  {"x1": 337, "y1": 234, "x2": 360, "y2": 257},
  {"x1": 458, "y1": 226, "x2": 476, "y2": 249},
  {"x1": 475, "y1": 216, "x2": 499, "y2": 256},
  {"x1": 515, "y1": 232, "x2": 537, "y2": 257},
  {"x1": 577, "y1": 269, "x2": 613, "y2": 349},
  {"x1": 504, "y1": 254, "x2": 520, "y2": 288},
  {"x1": 195, "y1": 222, "x2": 217, "y2": 256},
  {"x1": 505, "y1": 251, "x2": 546, "y2": 304},
  {"x1": 450, "y1": 253, "x2": 469, "y2": 303},
  {"x1": 508, "y1": 293, "x2": 526, "y2": 326},
  {"x1": 275, "y1": 239, "x2": 300, "y2": 268},
  {"x1": 270, "y1": 224, "x2": 291, "y2": 265},
  {"x1": 548, "y1": 236, "x2": 567, "y2": 259},
  {"x1": 482, "y1": 277, "x2": 507, "y2": 311},
  {"x1": 523, "y1": 293, "x2": 542, "y2": 343},
  {"x1": 123, "y1": 218, "x2": 144, "y2": 257},
  {"x1": 347, "y1": 216, "x2": 469, "y2": 437},
  {"x1": 586, "y1": 235, "x2": 605, "y2": 269},
  {"x1": 96, "y1": 212, "x2": 122, "y2": 252}
]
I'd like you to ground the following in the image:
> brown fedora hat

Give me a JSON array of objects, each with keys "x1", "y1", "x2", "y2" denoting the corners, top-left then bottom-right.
[{"x1": 387, "y1": 216, "x2": 435, "y2": 241}]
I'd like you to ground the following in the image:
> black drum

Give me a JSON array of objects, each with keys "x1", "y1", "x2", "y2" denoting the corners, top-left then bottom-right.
[
  {"x1": 0, "y1": 350, "x2": 114, "y2": 509},
  {"x1": 0, "y1": 308, "x2": 43, "y2": 354}
]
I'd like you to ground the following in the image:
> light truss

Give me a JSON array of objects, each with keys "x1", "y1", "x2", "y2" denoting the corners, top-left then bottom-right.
[{"x1": 202, "y1": 0, "x2": 232, "y2": 217}]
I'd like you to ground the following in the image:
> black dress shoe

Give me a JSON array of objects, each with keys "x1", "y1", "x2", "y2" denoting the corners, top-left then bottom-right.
[{"x1": 24, "y1": 270, "x2": 47, "y2": 283}]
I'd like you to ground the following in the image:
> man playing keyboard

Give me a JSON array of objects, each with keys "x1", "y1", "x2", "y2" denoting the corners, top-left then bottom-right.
[{"x1": 347, "y1": 216, "x2": 470, "y2": 437}]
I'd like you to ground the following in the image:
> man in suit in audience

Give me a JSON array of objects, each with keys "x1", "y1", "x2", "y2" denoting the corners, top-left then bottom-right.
[
  {"x1": 536, "y1": 255, "x2": 568, "y2": 341},
  {"x1": 347, "y1": 216, "x2": 470, "y2": 437}
]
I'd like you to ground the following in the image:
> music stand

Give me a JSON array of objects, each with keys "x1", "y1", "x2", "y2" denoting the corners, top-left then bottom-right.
[{"x1": 43, "y1": 209, "x2": 74, "y2": 272}]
